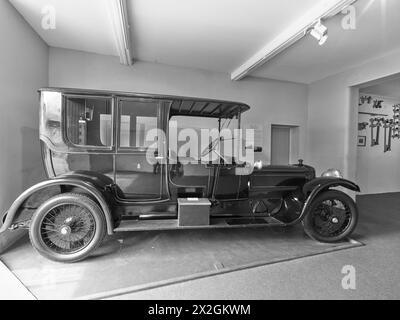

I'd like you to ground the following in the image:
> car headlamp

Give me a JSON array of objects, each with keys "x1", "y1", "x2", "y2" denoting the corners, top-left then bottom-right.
[
  {"x1": 254, "y1": 160, "x2": 263, "y2": 170},
  {"x1": 321, "y1": 168, "x2": 343, "y2": 179}
]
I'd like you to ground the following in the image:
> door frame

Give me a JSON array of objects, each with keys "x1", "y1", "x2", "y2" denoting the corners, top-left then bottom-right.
[
  {"x1": 113, "y1": 96, "x2": 168, "y2": 202},
  {"x1": 270, "y1": 124, "x2": 300, "y2": 165}
]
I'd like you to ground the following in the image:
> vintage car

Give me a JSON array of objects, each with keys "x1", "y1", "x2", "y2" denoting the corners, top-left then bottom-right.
[{"x1": 0, "y1": 88, "x2": 360, "y2": 263}]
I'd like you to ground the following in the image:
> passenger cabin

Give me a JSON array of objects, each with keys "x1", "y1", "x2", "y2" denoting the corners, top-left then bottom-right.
[{"x1": 39, "y1": 88, "x2": 253, "y2": 206}]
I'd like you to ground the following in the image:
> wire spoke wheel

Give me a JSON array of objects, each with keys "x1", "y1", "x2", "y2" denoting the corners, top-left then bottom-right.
[
  {"x1": 29, "y1": 193, "x2": 106, "y2": 263},
  {"x1": 40, "y1": 204, "x2": 96, "y2": 254},
  {"x1": 303, "y1": 190, "x2": 358, "y2": 243},
  {"x1": 311, "y1": 199, "x2": 352, "y2": 238}
]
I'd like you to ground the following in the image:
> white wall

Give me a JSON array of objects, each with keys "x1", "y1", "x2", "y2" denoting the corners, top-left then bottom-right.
[
  {"x1": 357, "y1": 94, "x2": 400, "y2": 195},
  {"x1": 0, "y1": 1, "x2": 48, "y2": 252},
  {"x1": 306, "y1": 49, "x2": 400, "y2": 194},
  {"x1": 361, "y1": 79, "x2": 400, "y2": 99},
  {"x1": 48, "y1": 47, "x2": 308, "y2": 165}
]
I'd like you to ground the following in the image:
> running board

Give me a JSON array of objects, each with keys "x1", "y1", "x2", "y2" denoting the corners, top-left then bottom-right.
[{"x1": 114, "y1": 217, "x2": 285, "y2": 232}]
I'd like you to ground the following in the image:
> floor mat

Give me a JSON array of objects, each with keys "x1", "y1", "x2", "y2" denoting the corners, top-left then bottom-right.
[{"x1": 0, "y1": 226, "x2": 363, "y2": 300}]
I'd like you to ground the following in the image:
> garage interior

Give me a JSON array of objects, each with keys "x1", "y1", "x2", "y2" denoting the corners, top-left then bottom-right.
[{"x1": 1, "y1": 0, "x2": 400, "y2": 300}]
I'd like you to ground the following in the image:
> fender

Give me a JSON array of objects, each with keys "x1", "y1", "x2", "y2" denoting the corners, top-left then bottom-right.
[
  {"x1": 303, "y1": 177, "x2": 360, "y2": 195},
  {"x1": 300, "y1": 177, "x2": 360, "y2": 218},
  {"x1": 0, "y1": 171, "x2": 116, "y2": 235}
]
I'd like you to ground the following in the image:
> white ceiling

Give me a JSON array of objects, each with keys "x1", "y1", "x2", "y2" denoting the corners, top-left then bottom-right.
[
  {"x1": 127, "y1": 0, "x2": 318, "y2": 73},
  {"x1": 252, "y1": 0, "x2": 400, "y2": 83},
  {"x1": 9, "y1": 0, "x2": 118, "y2": 56},
  {"x1": 9, "y1": 0, "x2": 400, "y2": 84}
]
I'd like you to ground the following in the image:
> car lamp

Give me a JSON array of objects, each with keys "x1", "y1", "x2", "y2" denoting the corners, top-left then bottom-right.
[{"x1": 321, "y1": 169, "x2": 343, "y2": 179}]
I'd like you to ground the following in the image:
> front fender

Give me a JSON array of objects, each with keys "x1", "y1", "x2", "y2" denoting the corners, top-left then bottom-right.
[
  {"x1": 0, "y1": 174, "x2": 115, "y2": 235},
  {"x1": 300, "y1": 178, "x2": 360, "y2": 219},
  {"x1": 303, "y1": 177, "x2": 360, "y2": 195}
]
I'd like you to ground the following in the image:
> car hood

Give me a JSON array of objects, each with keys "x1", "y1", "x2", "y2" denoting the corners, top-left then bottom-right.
[{"x1": 253, "y1": 164, "x2": 316, "y2": 179}]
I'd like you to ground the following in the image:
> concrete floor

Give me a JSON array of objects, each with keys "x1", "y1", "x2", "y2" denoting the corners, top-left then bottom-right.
[
  {"x1": 1, "y1": 193, "x2": 399, "y2": 300},
  {"x1": 0, "y1": 261, "x2": 35, "y2": 300},
  {"x1": 1, "y1": 215, "x2": 360, "y2": 299},
  {"x1": 108, "y1": 193, "x2": 400, "y2": 300}
]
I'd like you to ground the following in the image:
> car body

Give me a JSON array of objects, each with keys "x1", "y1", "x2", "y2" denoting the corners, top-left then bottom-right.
[{"x1": 0, "y1": 88, "x2": 361, "y2": 262}]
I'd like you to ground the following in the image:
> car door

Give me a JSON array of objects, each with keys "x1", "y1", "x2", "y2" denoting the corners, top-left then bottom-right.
[{"x1": 115, "y1": 97, "x2": 167, "y2": 200}]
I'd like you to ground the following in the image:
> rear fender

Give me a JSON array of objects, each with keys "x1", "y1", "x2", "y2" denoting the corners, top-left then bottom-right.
[{"x1": 0, "y1": 172, "x2": 116, "y2": 235}]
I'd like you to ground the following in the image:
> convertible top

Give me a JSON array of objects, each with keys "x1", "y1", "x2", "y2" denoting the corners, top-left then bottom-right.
[
  {"x1": 39, "y1": 87, "x2": 250, "y2": 119},
  {"x1": 169, "y1": 99, "x2": 248, "y2": 118}
]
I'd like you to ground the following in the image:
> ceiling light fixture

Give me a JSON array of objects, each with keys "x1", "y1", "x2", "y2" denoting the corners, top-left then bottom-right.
[{"x1": 309, "y1": 19, "x2": 329, "y2": 45}]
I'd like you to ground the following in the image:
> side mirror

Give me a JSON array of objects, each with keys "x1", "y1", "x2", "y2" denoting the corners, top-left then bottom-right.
[{"x1": 254, "y1": 146, "x2": 263, "y2": 153}]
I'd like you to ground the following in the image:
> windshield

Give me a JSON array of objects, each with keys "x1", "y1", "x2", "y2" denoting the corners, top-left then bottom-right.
[{"x1": 169, "y1": 116, "x2": 240, "y2": 164}]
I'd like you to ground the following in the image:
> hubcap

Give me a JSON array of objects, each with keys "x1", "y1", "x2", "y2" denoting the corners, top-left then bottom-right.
[
  {"x1": 60, "y1": 225, "x2": 72, "y2": 236},
  {"x1": 331, "y1": 217, "x2": 339, "y2": 224}
]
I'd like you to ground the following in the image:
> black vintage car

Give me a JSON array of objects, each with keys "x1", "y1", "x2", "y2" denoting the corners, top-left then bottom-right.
[{"x1": 0, "y1": 88, "x2": 360, "y2": 262}]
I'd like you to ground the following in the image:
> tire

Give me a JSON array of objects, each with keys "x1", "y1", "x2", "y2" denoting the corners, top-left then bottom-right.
[
  {"x1": 29, "y1": 193, "x2": 106, "y2": 263},
  {"x1": 302, "y1": 190, "x2": 358, "y2": 243}
]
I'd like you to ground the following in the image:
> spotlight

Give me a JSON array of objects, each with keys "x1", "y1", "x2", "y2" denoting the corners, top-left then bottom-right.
[{"x1": 309, "y1": 20, "x2": 328, "y2": 45}]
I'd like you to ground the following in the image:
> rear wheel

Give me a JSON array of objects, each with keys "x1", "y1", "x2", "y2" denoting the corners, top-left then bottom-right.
[
  {"x1": 303, "y1": 190, "x2": 358, "y2": 243},
  {"x1": 29, "y1": 193, "x2": 106, "y2": 263}
]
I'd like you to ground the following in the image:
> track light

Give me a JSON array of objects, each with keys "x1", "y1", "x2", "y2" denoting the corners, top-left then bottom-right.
[
  {"x1": 310, "y1": 20, "x2": 328, "y2": 45},
  {"x1": 231, "y1": 0, "x2": 356, "y2": 80}
]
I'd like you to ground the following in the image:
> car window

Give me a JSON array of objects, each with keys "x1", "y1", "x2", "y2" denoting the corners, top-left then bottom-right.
[
  {"x1": 119, "y1": 100, "x2": 159, "y2": 149},
  {"x1": 65, "y1": 96, "x2": 112, "y2": 148}
]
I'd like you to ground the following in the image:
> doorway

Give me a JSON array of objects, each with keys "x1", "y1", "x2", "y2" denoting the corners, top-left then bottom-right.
[
  {"x1": 271, "y1": 125, "x2": 299, "y2": 165},
  {"x1": 355, "y1": 75, "x2": 400, "y2": 195}
]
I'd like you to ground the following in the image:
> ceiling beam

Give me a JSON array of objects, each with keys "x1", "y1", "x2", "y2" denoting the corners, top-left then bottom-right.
[
  {"x1": 108, "y1": 0, "x2": 133, "y2": 66},
  {"x1": 231, "y1": 0, "x2": 357, "y2": 81}
]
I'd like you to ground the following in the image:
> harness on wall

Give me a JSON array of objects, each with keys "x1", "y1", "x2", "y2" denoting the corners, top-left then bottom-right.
[
  {"x1": 383, "y1": 119, "x2": 394, "y2": 153},
  {"x1": 360, "y1": 98, "x2": 400, "y2": 153},
  {"x1": 369, "y1": 118, "x2": 383, "y2": 147},
  {"x1": 392, "y1": 104, "x2": 400, "y2": 140},
  {"x1": 373, "y1": 100, "x2": 384, "y2": 109},
  {"x1": 358, "y1": 122, "x2": 369, "y2": 131},
  {"x1": 359, "y1": 95, "x2": 372, "y2": 106}
]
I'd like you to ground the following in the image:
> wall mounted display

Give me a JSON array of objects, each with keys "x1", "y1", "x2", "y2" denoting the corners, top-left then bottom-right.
[
  {"x1": 373, "y1": 99, "x2": 384, "y2": 109},
  {"x1": 358, "y1": 136, "x2": 367, "y2": 147},
  {"x1": 359, "y1": 94, "x2": 400, "y2": 153},
  {"x1": 358, "y1": 122, "x2": 369, "y2": 131},
  {"x1": 383, "y1": 119, "x2": 394, "y2": 152},
  {"x1": 369, "y1": 118, "x2": 384, "y2": 147},
  {"x1": 359, "y1": 95, "x2": 372, "y2": 106},
  {"x1": 392, "y1": 104, "x2": 400, "y2": 140}
]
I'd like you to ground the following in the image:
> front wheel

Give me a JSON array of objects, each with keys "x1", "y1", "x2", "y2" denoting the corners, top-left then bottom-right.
[
  {"x1": 29, "y1": 193, "x2": 106, "y2": 263},
  {"x1": 303, "y1": 190, "x2": 358, "y2": 243}
]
